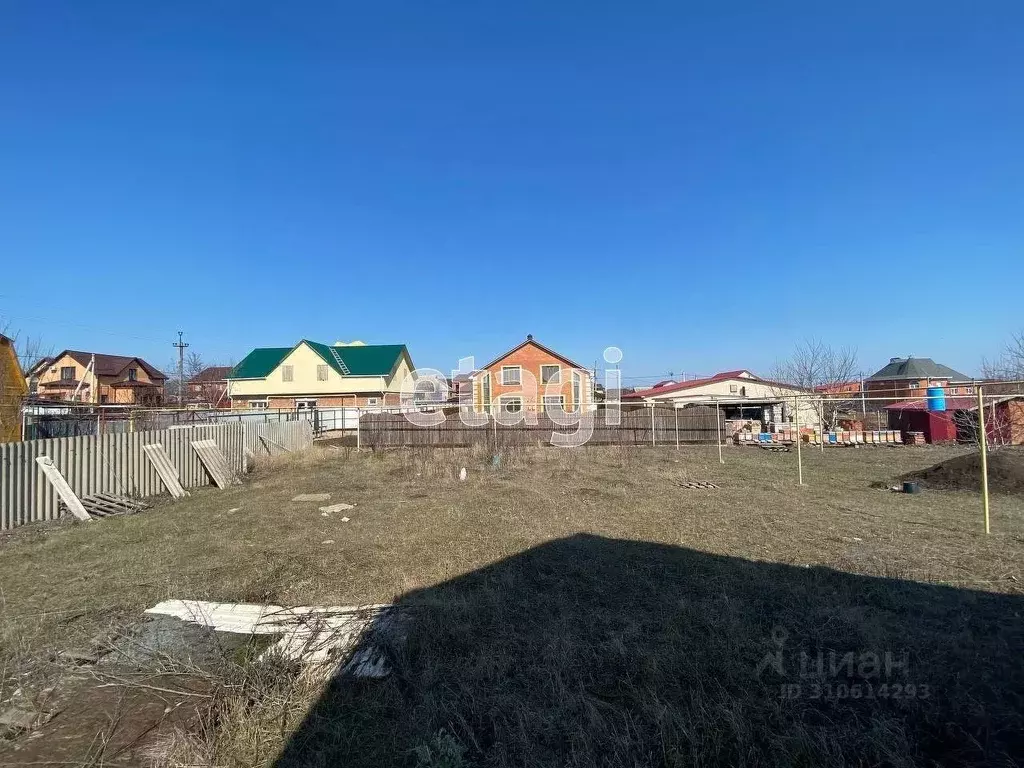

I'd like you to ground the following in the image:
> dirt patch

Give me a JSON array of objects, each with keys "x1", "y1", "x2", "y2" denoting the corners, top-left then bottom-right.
[{"x1": 902, "y1": 448, "x2": 1024, "y2": 493}]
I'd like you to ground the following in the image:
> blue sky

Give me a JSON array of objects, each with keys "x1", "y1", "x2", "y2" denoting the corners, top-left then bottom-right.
[{"x1": 1, "y1": 1, "x2": 1021, "y2": 383}]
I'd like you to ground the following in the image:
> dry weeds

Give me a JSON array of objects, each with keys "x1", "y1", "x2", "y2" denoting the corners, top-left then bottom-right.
[{"x1": 1, "y1": 445, "x2": 1022, "y2": 766}]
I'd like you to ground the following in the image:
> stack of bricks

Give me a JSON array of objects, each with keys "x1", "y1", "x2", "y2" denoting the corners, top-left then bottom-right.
[{"x1": 905, "y1": 431, "x2": 926, "y2": 446}]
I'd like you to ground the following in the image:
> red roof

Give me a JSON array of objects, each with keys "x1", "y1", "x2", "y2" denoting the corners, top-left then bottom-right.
[
  {"x1": 884, "y1": 397, "x2": 976, "y2": 411},
  {"x1": 189, "y1": 366, "x2": 233, "y2": 384},
  {"x1": 622, "y1": 370, "x2": 804, "y2": 399}
]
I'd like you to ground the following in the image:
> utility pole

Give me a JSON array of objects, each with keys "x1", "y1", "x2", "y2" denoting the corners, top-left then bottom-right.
[{"x1": 173, "y1": 331, "x2": 189, "y2": 407}]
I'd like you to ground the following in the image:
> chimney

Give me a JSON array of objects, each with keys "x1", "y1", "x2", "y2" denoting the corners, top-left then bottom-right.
[{"x1": 527, "y1": 334, "x2": 533, "y2": 341}]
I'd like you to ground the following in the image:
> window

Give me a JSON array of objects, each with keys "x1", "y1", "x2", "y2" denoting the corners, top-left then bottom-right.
[
  {"x1": 249, "y1": 400, "x2": 268, "y2": 409},
  {"x1": 481, "y1": 372, "x2": 492, "y2": 414},
  {"x1": 908, "y1": 381, "x2": 920, "y2": 389},
  {"x1": 366, "y1": 397, "x2": 379, "y2": 405},
  {"x1": 127, "y1": 368, "x2": 137, "y2": 381},
  {"x1": 543, "y1": 395, "x2": 565, "y2": 412},
  {"x1": 282, "y1": 365, "x2": 294, "y2": 382},
  {"x1": 729, "y1": 384, "x2": 738, "y2": 394},
  {"x1": 60, "y1": 366, "x2": 75, "y2": 381},
  {"x1": 317, "y1": 364, "x2": 328, "y2": 381},
  {"x1": 572, "y1": 371, "x2": 582, "y2": 411},
  {"x1": 501, "y1": 396, "x2": 523, "y2": 413},
  {"x1": 540, "y1": 365, "x2": 561, "y2": 384},
  {"x1": 100, "y1": 394, "x2": 108, "y2": 404},
  {"x1": 501, "y1": 366, "x2": 521, "y2": 385}
]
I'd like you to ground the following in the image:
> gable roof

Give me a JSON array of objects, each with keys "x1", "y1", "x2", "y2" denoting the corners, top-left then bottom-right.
[
  {"x1": 26, "y1": 356, "x2": 53, "y2": 377},
  {"x1": 477, "y1": 336, "x2": 586, "y2": 373},
  {"x1": 622, "y1": 370, "x2": 803, "y2": 399},
  {"x1": 228, "y1": 341, "x2": 409, "y2": 380},
  {"x1": 229, "y1": 347, "x2": 293, "y2": 379},
  {"x1": 324, "y1": 343, "x2": 408, "y2": 376},
  {"x1": 867, "y1": 357, "x2": 970, "y2": 382},
  {"x1": 55, "y1": 350, "x2": 166, "y2": 380},
  {"x1": 189, "y1": 366, "x2": 233, "y2": 384}
]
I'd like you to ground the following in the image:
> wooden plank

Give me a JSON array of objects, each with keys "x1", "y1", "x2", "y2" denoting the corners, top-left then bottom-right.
[
  {"x1": 143, "y1": 443, "x2": 189, "y2": 499},
  {"x1": 35, "y1": 457, "x2": 91, "y2": 522},
  {"x1": 83, "y1": 497, "x2": 127, "y2": 515},
  {"x1": 191, "y1": 439, "x2": 240, "y2": 489},
  {"x1": 260, "y1": 434, "x2": 291, "y2": 455}
]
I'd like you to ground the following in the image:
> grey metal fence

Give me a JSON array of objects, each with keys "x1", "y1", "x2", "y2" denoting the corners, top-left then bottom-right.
[
  {"x1": 0, "y1": 420, "x2": 314, "y2": 530},
  {"x1": 21, "y1": 406, "x2": 367, "y2": 441}
]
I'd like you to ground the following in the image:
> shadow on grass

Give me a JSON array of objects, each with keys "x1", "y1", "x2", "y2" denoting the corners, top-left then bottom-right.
[{"x1": 274, "y1": 535, "x2": 1024, "y2": 767}]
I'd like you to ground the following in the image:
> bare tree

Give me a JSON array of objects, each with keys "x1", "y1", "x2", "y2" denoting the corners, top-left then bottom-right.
[
  {"x1": 770, "y1": 338, "x2": 860, "y2": 431},
  {"x1": 981, "y1": 331, "x2": 1024, "y2": 394},
  {"x1": 185, "y1": 351, "x2": 205, "y2": 380}
]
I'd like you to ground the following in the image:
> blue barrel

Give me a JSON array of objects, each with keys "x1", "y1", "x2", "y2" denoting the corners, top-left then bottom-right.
[{"x1": 926, "y1": 386, "x2": 946, "y2": 412}]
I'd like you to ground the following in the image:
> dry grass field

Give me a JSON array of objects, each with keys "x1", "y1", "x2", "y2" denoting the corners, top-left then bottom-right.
[{"x1": 1, "y1": 444, "x2": 1022, "y2": 767}]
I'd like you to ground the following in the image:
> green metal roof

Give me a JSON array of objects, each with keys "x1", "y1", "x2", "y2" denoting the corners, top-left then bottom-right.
[
  {"x1": 228, "y1": 341, "x2": 408, "y2": 380},
  {"x1": 228, "y1": 347, "x2": 292, "y2": 379},
  {"x1": 314, "y1": 342, "x2": 408, "y2": 376}
]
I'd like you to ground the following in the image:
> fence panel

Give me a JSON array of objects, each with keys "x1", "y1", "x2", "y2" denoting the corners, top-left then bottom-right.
[
  {"x1": 0, "y1": 420, "x2": 313, "y2": 530},
  {"x1": 357, "y1": 405, "x2": 725, "y2": 448}
]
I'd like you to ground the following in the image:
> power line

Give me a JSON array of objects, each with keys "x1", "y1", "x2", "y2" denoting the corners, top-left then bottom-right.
[{"x1": 172, "y1": 331, "x2": 189, "y2": 407}]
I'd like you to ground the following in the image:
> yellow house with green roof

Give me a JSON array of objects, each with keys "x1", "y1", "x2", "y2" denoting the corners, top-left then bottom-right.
[{"x1": 227, "y1": 340, "x2": 415, "y2": 410}]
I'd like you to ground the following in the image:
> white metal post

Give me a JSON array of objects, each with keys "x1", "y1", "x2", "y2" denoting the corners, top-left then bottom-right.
[
  {"x1": 819, "y1": 398, "x2": 825, "y2": 453},
  {"x1": 674, "y1": 407, "x2": 679, "y2": 450},
  {"x1": 716, "y1": 404, "x2": 724, "y2": 464},
  {"x1": 650, "y1": 405, "x2": 656, "y2": 447},
  {"x1": 356, "y1": 407, "x2": 361, "y2": 451},
  {"x1": 977, "y1": 386, "x2": 990, "y2": 534},
  {"x1": 795, "y1": 395, "x2": 804, "y2": 486}
]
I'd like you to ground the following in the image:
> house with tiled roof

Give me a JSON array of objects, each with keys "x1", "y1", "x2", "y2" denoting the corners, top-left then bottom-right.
[
  {"x1": 865, "y1": 357, "x2": 975, "y2": 403},
  {"x1": 227, "y1": 340, "x2": 415, "y2": 411},
  {"x1": 31, "y1": 350, "x2": 166, "y2": 406}
]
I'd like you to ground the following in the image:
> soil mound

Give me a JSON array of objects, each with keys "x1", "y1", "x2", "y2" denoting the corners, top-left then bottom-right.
[{"x1": 903, "y1": 448, "x2": 1024, "y2": 493}]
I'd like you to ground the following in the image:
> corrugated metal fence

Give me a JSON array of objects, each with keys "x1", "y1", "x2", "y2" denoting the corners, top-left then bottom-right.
[
  {"x1": 359, "y1": 405, "x2": 726, "y2": 448},
  {"x1": 0, "y1": 420, "x2": 313, "y2": 530}
]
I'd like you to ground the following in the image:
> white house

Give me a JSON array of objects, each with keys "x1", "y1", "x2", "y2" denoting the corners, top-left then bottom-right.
[{"x1": 623, "y1": 369, "x2": 818, "y2": 428}]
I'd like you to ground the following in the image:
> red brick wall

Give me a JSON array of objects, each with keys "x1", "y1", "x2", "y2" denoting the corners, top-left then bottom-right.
[
  {"x1": 235, "y1": 394, "x2": 391, "y2": 409},
  {"x1": 478, "y1": 342, "x2": 590, "y2": 410}
]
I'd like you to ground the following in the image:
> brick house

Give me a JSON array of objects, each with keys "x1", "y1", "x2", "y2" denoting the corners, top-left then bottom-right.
[
  {"x1": 187, "y1": 366, "x2": 233, "y2": 407},
  {"x1": 469, "y1": 335, "x2": 593, "y2": 413},
  {"x1": 32, "y1": 350, "x2": 166, "y2": 406},
  {"x1": 227, "y1": 340, "x2": 414, "y2": 411},
  {"x1": 865, "y1": 357, "x2": 975, "y2": 403}
]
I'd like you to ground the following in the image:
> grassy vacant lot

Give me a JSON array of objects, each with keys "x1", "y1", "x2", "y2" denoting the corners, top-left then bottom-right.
[{"x1": 2, "y1": 444, "x2": 1023, "y2": 767}]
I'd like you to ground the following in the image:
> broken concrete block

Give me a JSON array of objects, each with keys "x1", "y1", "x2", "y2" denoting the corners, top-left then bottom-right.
[
  {"x1": 341, "y1": 517, "x2": 350, "y2": 523},
  {"x1": 292, "y1": 493, "x2": 331, "y2": 502},
  {"x1": 319, "y1": 503, "x2": 354, "y2": 513}
]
